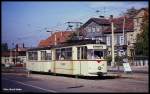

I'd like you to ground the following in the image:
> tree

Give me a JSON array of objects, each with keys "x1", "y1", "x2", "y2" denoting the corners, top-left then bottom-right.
[
  {"x1": 135, "y1": 11, "x2": 149, "y2": 56},
  {"x1": 1, "y1": 43, "x2": 8, "y2": 51},
  {"x1": 122, "y1": 7, "x2": 137, "y2": 18}
]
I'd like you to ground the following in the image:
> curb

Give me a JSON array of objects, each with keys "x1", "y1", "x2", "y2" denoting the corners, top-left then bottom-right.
[{"x1": 108, "y1": 70, "x2": 148, "y2": 74}]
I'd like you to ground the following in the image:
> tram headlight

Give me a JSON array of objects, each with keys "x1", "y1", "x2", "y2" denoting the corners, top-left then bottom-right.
[{"x1": 98, "y1": 66, "x2": 102, "y2": 70}]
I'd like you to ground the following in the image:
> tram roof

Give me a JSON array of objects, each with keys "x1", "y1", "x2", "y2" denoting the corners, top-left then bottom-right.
[
  {"x1": 53, "y1": 39, "x2": 106, "y2": 48},
  {"x1": 27, "y1": 39, "x2": 106, "y2": 51},
  {"x1": 27, "y1": 46, "x2": 52, "y2": 51}
]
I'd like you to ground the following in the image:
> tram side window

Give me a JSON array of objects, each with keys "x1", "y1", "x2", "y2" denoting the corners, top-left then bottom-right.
[
  {"x1": 56, "y1": 48, "x2": 72, "y2": 60},
  {"x1": 41, "y1": 51, "x2": 46, "y2": 60},
  {"x1": 65, "y1": 48, "x2": 72, "y2": 60},
  {"x1": 77, "y1": 46, "x2": 87, "y2": 59},
  {"x1": 41, "y1": 51, "x2": 52, "y2": 60},
  {"x1": 46, "y1": 53, "x2": 52, "y2": 60},
  {"x1": 56, "y1": 49, "x2": 61, "y2": 60},
  {"x1": 28, "y1": 52, "x2": 38, "y2": 60},
  {"x1": 77, "y1": 47, "x2": 80, "y2": 59}
]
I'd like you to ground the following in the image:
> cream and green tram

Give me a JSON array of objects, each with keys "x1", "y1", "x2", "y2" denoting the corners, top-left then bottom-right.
[
  {"x1": 51, "y1": 42, "x2": 107, "y2": 76},
  {"x1": 26, "y1": 41, "x2": 107, "y2": 76}
]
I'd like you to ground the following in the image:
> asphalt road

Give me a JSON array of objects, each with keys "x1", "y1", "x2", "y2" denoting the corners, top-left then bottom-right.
[{"x1": 1, "y1": 72, "x2": 149, "y2": 93}]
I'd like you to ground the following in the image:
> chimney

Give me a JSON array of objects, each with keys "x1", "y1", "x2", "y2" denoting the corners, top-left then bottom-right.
[
  {"x1": 23, "y1": 43, "x2": 25, "y2": 48},
  {"x1": 110, "y1": 15, "x2": 113, "y2": 20},
  {"x1": 16, "y1": 44, "x2": 19, "y2": 51}
]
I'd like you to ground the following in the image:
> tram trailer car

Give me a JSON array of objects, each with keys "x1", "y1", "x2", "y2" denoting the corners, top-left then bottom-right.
[{"x1": 26, "y1": 41, "x2": 107, "y2": 76}]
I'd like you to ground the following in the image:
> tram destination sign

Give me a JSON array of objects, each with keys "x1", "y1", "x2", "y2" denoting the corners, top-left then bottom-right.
[
  {"x1": 93, "y1": 46, "x2": 103, "y2": 49},
  {"x1": 87, "y1": 44, "x2": 106, "y2": 49}
]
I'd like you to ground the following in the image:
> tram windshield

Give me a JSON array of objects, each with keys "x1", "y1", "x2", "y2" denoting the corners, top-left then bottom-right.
[
  {"x1": 77, "y1": 46, "x2": 105, "y2": 60},
  {"x1": 87, "y1": 49, "x2": 104, "y2": 60}
]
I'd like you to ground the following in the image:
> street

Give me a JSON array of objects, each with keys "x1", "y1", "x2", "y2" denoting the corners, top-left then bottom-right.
[{"x1": 1, "y1": 72, "x2": 149, "y2": 93}]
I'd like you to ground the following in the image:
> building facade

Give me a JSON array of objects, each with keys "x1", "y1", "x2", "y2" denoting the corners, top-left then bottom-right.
[
  {"x1": 1, "y1": 44, "x2": 27, "y2": 67},
  {"x1": 78, "y1": 8, "x2": 148, "y2": 59}
]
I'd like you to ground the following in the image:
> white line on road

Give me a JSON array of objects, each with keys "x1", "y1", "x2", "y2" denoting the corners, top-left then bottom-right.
[{"x1": 2, "y1": 78, "x2": 57, "y2": 93}]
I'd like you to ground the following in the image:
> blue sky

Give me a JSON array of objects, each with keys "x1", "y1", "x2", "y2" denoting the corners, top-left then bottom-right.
[{"x1": 2, "y1": 1, "x2": 148, "y2": 48}]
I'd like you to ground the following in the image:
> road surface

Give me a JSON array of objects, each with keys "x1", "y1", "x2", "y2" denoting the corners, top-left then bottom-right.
[{"x1": 1, "y1": 72, "x2": 148, "y2": 93}]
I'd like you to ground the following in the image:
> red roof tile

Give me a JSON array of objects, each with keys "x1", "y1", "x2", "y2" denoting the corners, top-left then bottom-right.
[
  {"x1": 38, "y1": 31, "x2": 73, "y2": 47},
  {"x1": 103, "y1": 16, "x2": 134, "y2": 33},
  {"x1": 2, "y1": 51, "x2": 19, "y2": 57}
]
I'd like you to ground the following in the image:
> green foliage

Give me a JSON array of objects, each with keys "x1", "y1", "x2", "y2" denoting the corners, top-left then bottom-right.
[
  {"x1": 1, "y1": 43, "x2": 8, "y2": 51},
  {"x1": 105, "y1": 55, "x2": 112, "y2": 65},
  {"x1": 135, "y1": 21, "x2": 149, "y2": 56},
  {"x1": 105, "y1": 55, "x2": 125, "y2": 66}
]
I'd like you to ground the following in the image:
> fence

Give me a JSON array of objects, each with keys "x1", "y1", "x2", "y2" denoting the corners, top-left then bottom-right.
[{"x1": 133, "y1": 59, "x2": 148, "y2": 66}]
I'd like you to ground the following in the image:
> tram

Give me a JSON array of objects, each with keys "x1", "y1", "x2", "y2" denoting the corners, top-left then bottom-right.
[{"x1": 26, "y1": 40, "x2": 107, "y2": 76}]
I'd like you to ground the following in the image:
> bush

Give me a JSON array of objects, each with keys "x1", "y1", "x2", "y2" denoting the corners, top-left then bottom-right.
[
  {"x1": 105, "y1": 55, "x2": 112, "y2": 66},
  {"x1": 105, "y1": 55, "x2": 126, "y2": 66}
]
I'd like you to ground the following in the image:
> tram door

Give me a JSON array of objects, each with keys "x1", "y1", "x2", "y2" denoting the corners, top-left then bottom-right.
[{"x1": 77, "y1": 46, "x2": 87, "y2": 75}]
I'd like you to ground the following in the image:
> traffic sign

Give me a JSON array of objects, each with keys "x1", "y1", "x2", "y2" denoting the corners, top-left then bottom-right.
[{"x1": 123, "y1": 63, "x2": 132, "y2": 72}]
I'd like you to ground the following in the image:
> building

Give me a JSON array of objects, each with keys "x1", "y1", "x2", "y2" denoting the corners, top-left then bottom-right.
[
  {"x1": 38, "y1": 31, "x2": 73, "y2": 47},
  {"x1": 78, "y1": 8, "x2": 148, "y2": 59},
  {"x1": 79, "y1": 16, "x2": 133, "y2": 57},
  {"x1": 1, "y1": 44, "x2": 28, "y2": 67},
  {"x1": 127, "y1": 8, "x2": 149, "y2": 57}
]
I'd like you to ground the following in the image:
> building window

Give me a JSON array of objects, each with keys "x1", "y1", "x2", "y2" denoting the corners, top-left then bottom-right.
[
  {"x1": 106, "y1": 36, "x2": 111, "y2": 46},
  {"x1": 55, "y1": 47, "x2": 72, "y2": 60},
  {"x1": 28, "y1": 51, "x2": 38, "y2": 60},
  {"x1": 114, "y1": 36, "x2": 117, "y2": 45},
  {"x1": 120, "y1": 36, "x2": 124, "y2": 45},
  {"x1": 92, "y1": 27, "x2": 96, "y2": 32},
  {"x1": 87, "y1": 27, "x2": 92, "y2": 32}
]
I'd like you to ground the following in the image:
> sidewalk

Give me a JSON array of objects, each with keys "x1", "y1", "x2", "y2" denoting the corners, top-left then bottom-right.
[{"x1": 107, "y1": 66, "x2": 148, "y2": 74}]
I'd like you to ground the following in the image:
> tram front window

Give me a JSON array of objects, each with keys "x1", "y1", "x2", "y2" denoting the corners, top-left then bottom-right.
[
  {"x1": 94, "y1": 51, "x2": 103, "y2": 59},
  {"x1": 87, "y1": 49, "x2": 103, "y2": 60}
]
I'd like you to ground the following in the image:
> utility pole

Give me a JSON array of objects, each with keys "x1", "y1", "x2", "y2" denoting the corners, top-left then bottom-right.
[
  {"x1": 110, "y1": 15, "x2": 115, "y2": 67},
  {"x1": 123, "y1": 16, "x2": 126, "y2": 45}
]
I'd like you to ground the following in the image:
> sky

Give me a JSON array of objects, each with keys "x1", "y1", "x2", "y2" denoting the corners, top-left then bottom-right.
[{"x1": 2, "y1": 1, "x2": 148, "y2": 48}]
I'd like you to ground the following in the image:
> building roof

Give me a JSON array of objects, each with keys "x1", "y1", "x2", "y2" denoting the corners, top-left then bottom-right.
[
  {"x1": 80, "y1": 18, "x2": 110, "y2": 29},
  {"x1": 27, "y1": 46, "x2": 52, "y2": 51},
  {"x1": 79, "y1": 16, "x2": 134, "y2": 34},
  {"x1": 2, "y1": 51, "x2": 19, "y2": 57},
  {"x1": 31, "y1": 39, "x2": 106, "y2": 50},
  {"x1": 38, "y1": 31, "x2": 73, "y2": 47},
  {"x1": 54, "y1": 39, "x2": 106, "y2": 48},
  {"x1": 136, "y1": 7, "x2": 149, "y2": 15},
  {"x1": 103, "y1": 16, "x2": 134, "y2": 33}
]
